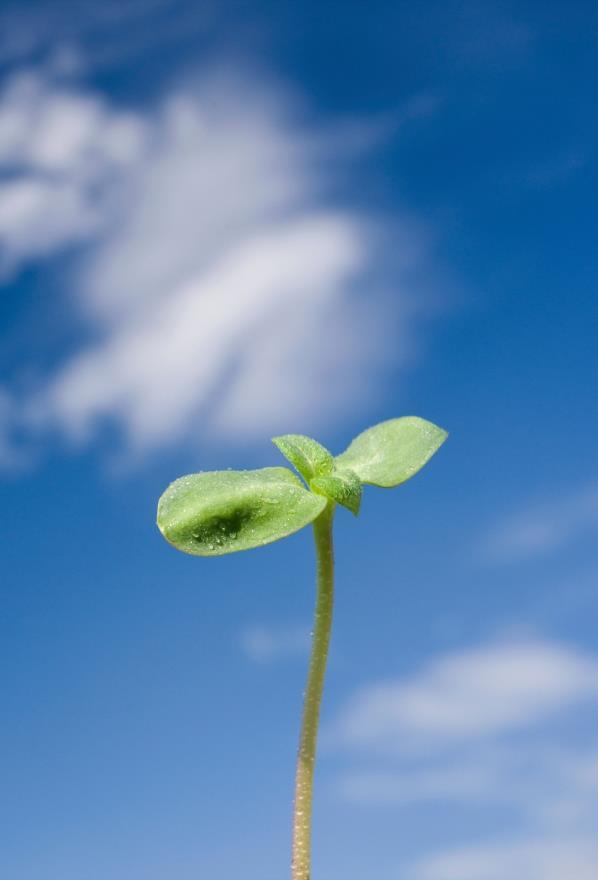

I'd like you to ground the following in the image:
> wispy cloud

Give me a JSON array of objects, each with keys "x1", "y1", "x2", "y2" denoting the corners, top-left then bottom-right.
[
  {"x1": 342, "y1": 737, "x2": 598, "y2": 878},
  {"x1": 0, "y1": 389, "x2": 25, "y2": 469},
  {"x1": 1, "y1": 63, "x2": 435, "y2": 463},
  {"x1": 338, "y1": 763, "x2": 498, "y2": 805},
  {"x1": 408, "y1": 837, "x2": 598, "y2": 880},
  {"x1": 480, "y1": 483, "x2": 598, "y2": 562},
  {"x1": 0, "y1": 1, "x2": 215, "y2": 69},
  {"x1": 239, "y1": 623, "x2": 310, "y2": 663},
  {"x1": 339, "y1": 742, "x2": 598, "y2": 818},
  {"x1": 331, "y1": 639, "x2": 598, "y2": 748},
  {"x1": 332, "y1": 636, "x2": 598, "y2": 879}
]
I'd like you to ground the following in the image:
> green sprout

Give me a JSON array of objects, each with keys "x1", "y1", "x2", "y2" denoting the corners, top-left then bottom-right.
[{"x1": 157, "y1": 416, "x2": 447, "y2": 879}]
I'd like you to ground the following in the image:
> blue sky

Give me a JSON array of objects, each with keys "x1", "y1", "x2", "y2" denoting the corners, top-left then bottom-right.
[{"x1": 1, "y1": 2, "x2": 598, "y2": 878}]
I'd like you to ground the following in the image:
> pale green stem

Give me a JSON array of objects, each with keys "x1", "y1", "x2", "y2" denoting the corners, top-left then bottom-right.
[{"x1": 292, "y1": 501, "x2": 335, "y2": 880}]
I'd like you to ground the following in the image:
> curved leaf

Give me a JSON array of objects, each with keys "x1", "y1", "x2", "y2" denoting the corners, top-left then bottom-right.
[
  {"x1": 311, "y1": 468, "x2": 362, "y2": 516},
  {"x1": 335, "y1": 417, "x2": 447, "y2": 488},
  {"x1": 272, "y1": 434, "x2": 333, "y2": 482},
  {"x1": 157, "y1": 467, "x2": 327, "y2": 557}
]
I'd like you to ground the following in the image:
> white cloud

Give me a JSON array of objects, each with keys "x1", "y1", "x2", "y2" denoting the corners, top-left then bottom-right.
[
  {"x1": 1, "y1": 65, "x2": 430, "y2": 459},
  {"x1": 240, "y1": 622, "x2": 310, "y2": 663},
  {"x1": 331, "y1": 639, "x2": 598, "y2": 747},
  {"x1": 480, "y1": 482, "x2": 598, "y2": 562},
  {"x1": 29, "y1": 214, "x2": 374, "y2": 448},
  {"x1": 0, "y1": 70, "x2": 147, "y2": 276},
  {"x1": 0, "y1": 176, "x2": 100, "y2": 266},
  {"x1": 408, "y1": 837, "x2": 598, "y2": 880}
]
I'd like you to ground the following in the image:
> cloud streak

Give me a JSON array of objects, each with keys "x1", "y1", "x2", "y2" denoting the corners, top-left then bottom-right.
[
  {"x1": 239, "y1": 623, "x2": 310, "y2": 663},
  {"x1": 480, "y1": 482, "x2": 598, "y2": 562},
  {"x1": 408, "y1": 837, "x2": 598, "y2": 880},
  {"x1": 331, "y1": 639, "x2": 598, "y2": 748}
]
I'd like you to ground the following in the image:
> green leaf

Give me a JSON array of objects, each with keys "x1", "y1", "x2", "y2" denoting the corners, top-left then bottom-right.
[
  {"x1": 311, "y1": 467, "x2": 362, "y2": 516},
  {"x1": 157, "y1": 467, "x2": 327, "y2": 557},
  {"x1": 335, "y1": 417, "x2": 448, "y2": 488},
  {"x1": 272, "y1": 434, "x2": 333, "y2": 483}
]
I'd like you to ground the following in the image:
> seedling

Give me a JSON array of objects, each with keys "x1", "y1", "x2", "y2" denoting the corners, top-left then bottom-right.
[{"x1": 157, "y1": 416, "x2": 447, "y2": 879}]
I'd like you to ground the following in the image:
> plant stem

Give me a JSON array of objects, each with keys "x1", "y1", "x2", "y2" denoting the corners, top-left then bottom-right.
[{"x1": 292, "y1": 501, "x2": 335, "y2": 880}]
